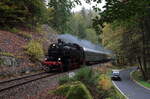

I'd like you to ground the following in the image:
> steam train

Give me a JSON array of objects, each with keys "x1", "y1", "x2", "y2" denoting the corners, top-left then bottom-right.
[{"x1": 42, "y1": 39, "x2": 111, "y2": 72}]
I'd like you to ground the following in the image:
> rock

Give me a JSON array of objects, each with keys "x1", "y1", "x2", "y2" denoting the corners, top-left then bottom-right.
[
  {"x1": 0, "y1": 48, "x2": 3, "y2": 52},
  {"x1": 0, "y1": 56, "x2": 19, "y2": 67},
  {"x1": 4, "y1": 39, "x2": 11, "y2": 44}
]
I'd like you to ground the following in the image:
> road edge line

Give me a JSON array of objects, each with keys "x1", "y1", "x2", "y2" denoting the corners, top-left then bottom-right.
[
  {"x1": 112, "y1": 81, "x2": 129, "y2": 99},
  {"x1": 130, "y1": 70, "x2": 150, "y2": 91}
]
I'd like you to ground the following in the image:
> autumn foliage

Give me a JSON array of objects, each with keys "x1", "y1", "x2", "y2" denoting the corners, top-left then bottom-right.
[{"x1": 25, "y1": 40, "x2": 44, "y2": 61}]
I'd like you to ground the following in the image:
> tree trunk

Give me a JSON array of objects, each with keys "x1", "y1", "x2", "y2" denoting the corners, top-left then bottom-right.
[
  {"x1": 137, "y1": 56, "x2": 146, "y2": 80},
  {"x1": 141, "y1": 20, "x2": 148, "y2": 80}
]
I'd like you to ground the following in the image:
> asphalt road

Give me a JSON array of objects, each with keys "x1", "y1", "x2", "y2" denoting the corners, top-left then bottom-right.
[{"x1": 113, "y1": 67, "x2": 150, "y2": 99}]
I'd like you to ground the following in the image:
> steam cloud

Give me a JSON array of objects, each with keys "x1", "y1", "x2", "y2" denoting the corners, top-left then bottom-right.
[{"x1": 58, "y1": 34, "x2": 112, "y2": 54}]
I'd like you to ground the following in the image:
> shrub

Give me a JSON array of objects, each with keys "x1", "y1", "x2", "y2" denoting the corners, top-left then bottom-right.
[
  {"x1": 0, "y1": 59, "x2": 3, "y2": 65},
  {"x1": 57, "y1": 67, "x2": 125, "y2": 99},
  {"x1": 97, "y1": 74, "x2": 121, "y2": 99},
  {"x1": 18, "y1": 31, "x2": 32, "y2": 39},
  {"x1": 58, "y1": 67, "x2": 99, "y2": 89},
  {"x1": 35, "y1": 25, "x2": 47, "y2": 34},
  {"x1": 73, "y1": 67, "x2": 99, "y2": 86},
  {"x1": 25, "y1": 41, "x2": 44, "y2": 61},
  {"x1": 98, "y1": 74, "x2": 112, "y2": 91},
  {"x1": 0, "y1": 52, "x2": 14, "y2": 57},
  {"x1": 50, "y1": 81, "x2": 93, "y2": 99},
  {"x1": 9, "y1": 27, "x2": 20, "y2": 33},
  {"x1": 59, "y1": 76, "x2": 70, "y2": 85}
]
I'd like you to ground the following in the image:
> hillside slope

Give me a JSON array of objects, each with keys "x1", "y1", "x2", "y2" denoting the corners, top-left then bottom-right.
[{"x1": 0, "y1": 25, "x2": 57, "y2": 79}]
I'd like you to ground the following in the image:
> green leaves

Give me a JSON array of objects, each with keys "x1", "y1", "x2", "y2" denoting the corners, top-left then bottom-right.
[
  {"x1": 93, "y1": 0, "x2": 150, "y2": 26},
  {"x1": 0, "y1": 0, "x2": 48, "y2": 27},
  {"x1": 48, "y1": 0, "x2": 75, "y2": 33}
]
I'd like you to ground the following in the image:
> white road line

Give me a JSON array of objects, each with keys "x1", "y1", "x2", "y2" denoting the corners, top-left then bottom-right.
[{"x1": 112, "y1": 81, "x2": 129, "y2": 99}]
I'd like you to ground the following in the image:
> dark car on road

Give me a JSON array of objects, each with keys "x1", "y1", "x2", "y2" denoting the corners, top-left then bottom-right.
[{"x1": 111, "y1": 70, "x2": 121, "y2": 81}]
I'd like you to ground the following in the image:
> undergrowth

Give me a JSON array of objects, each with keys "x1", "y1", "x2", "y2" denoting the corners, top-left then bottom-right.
[
  {"x1": 58, "y1": 67, "x2": 125, "y2": 99},
  {"x1": 25, "y1": 40, "x2": 44, "y2": 61}
]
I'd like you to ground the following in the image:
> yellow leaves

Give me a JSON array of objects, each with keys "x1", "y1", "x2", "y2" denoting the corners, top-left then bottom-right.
[
  {"x1": 98, "y1": 74, "x2": 112, "y2": 91},
  {"x1": 25, "y1": 40, "x2": 44, "y2": 60}
]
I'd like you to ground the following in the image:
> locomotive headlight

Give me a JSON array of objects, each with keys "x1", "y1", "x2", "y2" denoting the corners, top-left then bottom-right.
[
  {"x1": 58, "y1": 58, "x2": 61, "y2": 61},
  {"x1": 53, "y1": 44, "x2": 56, "y2": 46},
  {"x1": 45, "y1": 58, "x2": 47, "y2": 60}
]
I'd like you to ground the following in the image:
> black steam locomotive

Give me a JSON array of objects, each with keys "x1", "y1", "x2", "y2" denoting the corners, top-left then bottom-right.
[{"x1": 42, "y1": 39, "x2": 111, "y2": 72}]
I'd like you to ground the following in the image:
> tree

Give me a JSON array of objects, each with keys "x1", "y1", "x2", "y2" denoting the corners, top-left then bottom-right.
[
  {"x1": 91, "y1": 0, "x2": 150, "y2": 80},
  {"x1": 48, "y1": 0, "x2": 81, "y2": 33},
  {"x1": 85, "y1": 28, "x2": 99, "y2": 44},
  {"x1": 66, "y1": 9, "x2": 99, "y2": 44},
  {"x1": 0, "y1": 0, "x2": 48, "y2": 28}
]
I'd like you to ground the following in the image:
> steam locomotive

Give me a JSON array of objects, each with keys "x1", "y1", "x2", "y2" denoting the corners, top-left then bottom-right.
[{"x1": 42, "y1": 39, "x2": 111, "y2": 72}]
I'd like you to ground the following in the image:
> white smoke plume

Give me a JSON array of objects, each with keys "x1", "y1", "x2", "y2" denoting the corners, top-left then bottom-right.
[{"x1": 58, "y1": 34, "x2": 112, "y2": 54}]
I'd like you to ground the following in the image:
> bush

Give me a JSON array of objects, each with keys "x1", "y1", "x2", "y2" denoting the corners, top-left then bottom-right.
[
  {"x1": 50, "y1": 81, "x2": 93, "y2": 99},
  {"x1": 0, "y1": 59, "x2": 3, "y2": 65},
  {"x1": 58, "y1": 67, "x2": 99, "y2": 86},
  {"x1": 25, "y1": 41, "x2": 44, "y2": 61},
  {"x1": 98, "y1": 74, "x2": 112, "y2": 90},
  {"x1": 18, "y1": 31, "x2": 32, "y2": 39},
  {"x1": 0, "y1": 52, "x2": 14, "y2": 57},
  {"x1": 35, "y1": 25, "x2": 47, "y2": 34},
  {"x1": 73, "y1": 67, "x2": 99, "y2": 86},
  {"x1": 59, "y1": 76, "x2": 71, "y2": 85},
  {"x1": 57, "y1": 67, "x2": 125, "y2": 99},
  {"x1": 9, "y1": 27, "x2": 20, "y2": 33}
]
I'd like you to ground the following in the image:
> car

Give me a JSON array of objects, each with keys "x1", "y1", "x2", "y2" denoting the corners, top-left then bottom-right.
[{"x1": 111, "y1": 70, "x2": 121, "y2": 81}]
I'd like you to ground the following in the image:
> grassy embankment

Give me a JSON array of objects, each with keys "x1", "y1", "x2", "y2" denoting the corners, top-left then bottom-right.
[
  {"x1": 0, "y1": 26, "x2": 57, "y2": 79},
  {"x1": 132, "y1": 71, "x2": 150, "y2": 88},
  {"x1": 49, "y1": 64, "x2": 126, "y2": 99}
]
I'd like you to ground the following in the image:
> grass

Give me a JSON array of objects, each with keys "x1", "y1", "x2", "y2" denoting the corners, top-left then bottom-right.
[
  {"x1": 111, "y1": 65, "x2": 130, "y2": 70},
  {"x1": 9, "y1": 28, "x2": 32, "y2": 39},
  {"x1": 57, "y1": 66, "x2": 126, "y2": 99},
  {"x1": 0, "y1": 52, "x2": 14, "y2": 57},
  {"x1": 112, "y1": 86, "x2": 126, "y2": 99},
  {"x1": 132, "y1": 71, "x2": 150, "y2": 88}
]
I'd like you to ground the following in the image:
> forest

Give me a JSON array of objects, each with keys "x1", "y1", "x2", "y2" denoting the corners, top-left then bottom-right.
[{"x1": 0, "y1": 0, "x2": 150, "y2": 81}]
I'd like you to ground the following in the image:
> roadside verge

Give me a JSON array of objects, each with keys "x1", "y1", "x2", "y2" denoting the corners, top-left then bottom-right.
[
  {"x1": 112, "y1": 81, "x2": 128, "y2": 99},
  {"x1": 130, "y1": 70, "x2": 150, "y2": 91}
]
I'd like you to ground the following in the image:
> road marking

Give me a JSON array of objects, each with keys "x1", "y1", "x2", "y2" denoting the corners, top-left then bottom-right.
[{"x1": 112, "y1": 81, "x2": 129, "y2": 99}]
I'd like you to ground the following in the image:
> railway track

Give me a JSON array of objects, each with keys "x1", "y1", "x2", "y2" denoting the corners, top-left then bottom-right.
[
  {"x1": 0, "y1": 72, "x2": 56, "y2": 92},
  {"x1": 0, "y1": 63, "x2": 105, "y2": 93}
]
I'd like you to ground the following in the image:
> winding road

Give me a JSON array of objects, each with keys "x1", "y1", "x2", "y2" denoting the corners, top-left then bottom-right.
[{"x1": 113, "y1": 67, "x2": 150, "y2": 99}]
